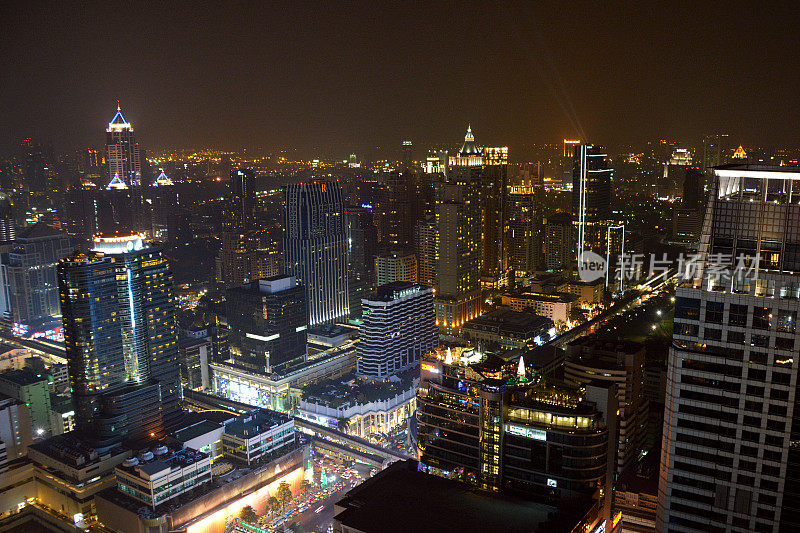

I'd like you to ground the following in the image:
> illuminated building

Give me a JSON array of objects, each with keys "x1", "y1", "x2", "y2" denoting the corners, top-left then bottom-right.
[
  {"x1": 375, "y1": 248, "x2": 417, "y2": 287},
  {"x1": 435, "y1": 176, "x2": 482, "y2": 336},
  {"x1": 283, "y1": 181, "x2": 349, "y2": 325},
  {"x1": 658, "y1": 165, "x2": 800, "y2": 532},
  {"x1": 565, "y1": 338, "x2": 648, "y2": 474},
  {"x1": 0, "y1": 395, "x2": 31, "y2": 459},
  {"x1": 506, "y1": 186, "x2": 541, "y2": 276},
  {"x1": 221, "y1": 409, "x2": 295, "y2": 465},
  {"x1": 544, "y1": 212, "x2": 573, "y2": 273},
  {"x1": 212, "y1": 339, "x2": 357, "y2": 413},
  {"x1": 0, "y1": 223, "x2": 75, "y2": 337},
  {"x1": 357, "y1": 282, "x2": 437, "y2": 378},
  {"x1": 414, "y1": 218, "x2": 437, "y2": 288},
  {"x1": 460, "y1": 308, "x2": 554, "y2": 353},
  {"x1": 500, "y1": 291, "x2": 578, "y2": 325},
  {"x1": 0, "y1": 369, "x2": 51, "y2": 439},
  {"x1": 572, "y1": 144, "x2": 613, "y2": 260},
  {"x1": 225, "y1": 276, "x2": 308, "y2": 374},
  {"x1": 417, "y1": 352, "x2": 616, "y2": 522},
  {"x1": 106, "y1": 104, "x2": 142, "y2": 187},
  {"x1": 0, "y1": 192, "x2": 14, "y2": 242},
  {"x1": 95, "y1": 440, "x2": 308, "y2": 533},
  {"x1": 58, "y1": 233, "x2": 180, "y2": 448},
  {"x1": 115, "y1": 445, "x2": 212, "y2": 508}
]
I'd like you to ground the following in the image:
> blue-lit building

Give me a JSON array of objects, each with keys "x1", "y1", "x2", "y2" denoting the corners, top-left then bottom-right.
[
  {"x1": 58, "y1": 233, "x2": 180, "y2": 448},
  {"x1": 283, "y1": 181, "x2": 349, "y2": 325}
]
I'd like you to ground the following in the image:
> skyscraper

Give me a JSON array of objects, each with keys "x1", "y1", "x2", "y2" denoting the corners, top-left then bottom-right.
[
  {"x1": 658, "y1": 165, "x2": 800, "y2": 532},
  {"x1": 506, "y1": 185, "x2": 540, "y2": 276},
  {"x1": 58, "y1": 233, "x2": 180, "y2": 448},
  {"x1": 283, "y1": 181, "x2": 349, "y2": 325},
  {"x1": 0, "y1": 223, "x2": 75, "y2": 335},
  {"x1": 106, "y1": 104, "x2": 141, "y2": 187},
  {"x1": 229, "y1": 168, "x2": 257, "y2": 227},
  {"x1": 346, "y1": 204, "x2": 378, "y2": 319},
  {"x1": 435, "y1": 176, "x2": 482, "y2": 336},
  {"x1": 357, "y1": 282, "x2": 436, "y2": 378},
  {"x1": 225, "y1": 276, "x2": 308, "y2": 374},
  {"x1": 572, "y1": 143, "x2": 623, "y2": 284}
]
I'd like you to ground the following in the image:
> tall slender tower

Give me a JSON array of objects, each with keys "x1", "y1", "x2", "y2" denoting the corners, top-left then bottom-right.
[
  {"x1": 58, "y1": 233, "x2": 180, "y2": 448},
  {"x1": 283, "y1": 181, "x2": 349, "y2": 325},
  {"x1": 658, "y1": 165, "x2": 800, "y2": 532},
  {"x1": 106, "y1": 104, "x2": 141, "y2": 187}
]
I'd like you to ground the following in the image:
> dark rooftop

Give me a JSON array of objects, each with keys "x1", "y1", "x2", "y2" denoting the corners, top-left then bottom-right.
[
  {"x1": 0, "y1": 368, "x2": 49, "y2": 386},
  {"x1": 334, "y1": 460, "x2": 595, "y2": 533},
  {"x1": 223, "y1": 408, "x2": 293, "y2": 439},
  {"x1": 462, "y1": 308, "x2": 553, "y2": 335}
]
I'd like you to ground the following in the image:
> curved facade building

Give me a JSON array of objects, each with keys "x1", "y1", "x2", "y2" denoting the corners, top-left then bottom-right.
[{"x1": 283, "y1": 181, "x2": 349, "y2": 326}]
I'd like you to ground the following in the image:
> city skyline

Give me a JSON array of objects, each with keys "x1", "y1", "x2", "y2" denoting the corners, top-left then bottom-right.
[{"x1": 3, "y1": 3, "x2": 800, "y2": 157}]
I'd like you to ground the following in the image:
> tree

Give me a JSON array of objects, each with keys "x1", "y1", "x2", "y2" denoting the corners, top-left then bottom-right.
[
  {"x1": 266, "y1": 496, "x2": 280, "y2": 515},
  {"x1": 276, "y1": 481, "x2": 293, "y2": 510},
  {"x1": 300, "y1": 479, "x2": 312, "y2": 495},
  {"x1": 239, "y1": 505, "x2": 258, "y2": 524}
]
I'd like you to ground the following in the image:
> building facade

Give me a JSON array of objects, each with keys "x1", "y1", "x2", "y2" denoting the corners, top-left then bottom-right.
[
  {"x1": 225, "y1": 276, "x2": 308, "y2": 374},
  {"x1": 658, "y1": 165, "x2": 800, "y2": 532},
  {"x1": 283, "y1": 181, "x2": 349, "y2": 325},
  {"x1": 106, "y1": 105, "x2": 141, "y2": 187},
  {"x1": 417, "y1": 352, "x2": 616, "y2": 519},
  {"x1": 357, "y1": 282, "x2": 437, "y2": 378},
  {"x1": 375, "y1": 248, "x2": 418, "y2": 287},
  {"x1": 58, "y1": 233, "x2": 180, "y2": 448}
]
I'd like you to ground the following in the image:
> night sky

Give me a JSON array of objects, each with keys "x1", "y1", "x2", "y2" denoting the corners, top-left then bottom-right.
[{"x1": 2, "y1": 2, "x2": 800, "y2": 157}]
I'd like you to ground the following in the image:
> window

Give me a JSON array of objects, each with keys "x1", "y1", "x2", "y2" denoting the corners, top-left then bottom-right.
[
  {"x1": 675, "y1": 297, "x2": 701, "y2": 320},
  {"x1": 727, "y1": 331, "x2": 746, "y2": 344},
  {"x1": 751, "y1": 334, "x2": 770, "y2": 348},
  {"x1": 704, "y1": 328, "x2": 722, "y2": 341},
  {"x1": 729, "y1": 304, "x2": 748, "y2": 327},
  {"x1": 675, "y1": 323, "x2": 699, "y2": 336},
  {"x1": 705, "y1": 302, "x2": 724, "y2": 324},
  {"x1": 776, "y1": 310, "x2": 797, "y2": 333},
  {"x1": 752, "y1": 307, "x2": 772, "y2": 330}
]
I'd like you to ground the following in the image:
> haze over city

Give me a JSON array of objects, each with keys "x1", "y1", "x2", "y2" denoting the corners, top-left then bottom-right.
[{"x1": 3, "y1": 2, "x2": 800, "y2": 157}]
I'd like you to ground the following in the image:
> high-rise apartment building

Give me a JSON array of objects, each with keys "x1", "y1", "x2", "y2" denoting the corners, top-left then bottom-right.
[
  {"x1": 357, "y1": 282, "x2": 436, "y2": 378},
  {"x1": 658, "y1": 165, "x2": 800, "y2": 532},
  {"x1": 106, "y1": 105, "x2": 141, "y2": 187},
  {"x1": 544, "y1": 212, "x2": 573, "y2": 273},
  {"x1": 283, "y1": 181, "x2": 349, "y2": 325},
  {"x1": 375, "y1": 248, "x2": 418, "y2": 287},
  {"x1": 0, "y1": 224, "x2": 75, "y2": 336},
  {"x1": 414, "y1": 218, "x2": 437, "y2": 288},
  {"x1": 58, "y1": 233, "x2": 180, "y2": 448},
  {"x1": 226, "y1": 276, "x2": 307, "y2": 374},
  {"x1": 435, "y1": 177, "x2": 482, "y2": 336},
  {"x1": 506, "y1": 186, "x2": 540, "y2": 276}
]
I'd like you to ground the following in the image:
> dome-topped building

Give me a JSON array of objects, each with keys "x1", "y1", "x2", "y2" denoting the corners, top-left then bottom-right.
[{"x1": 459, "y1": 125, "x2": 481, "y2": 156}]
